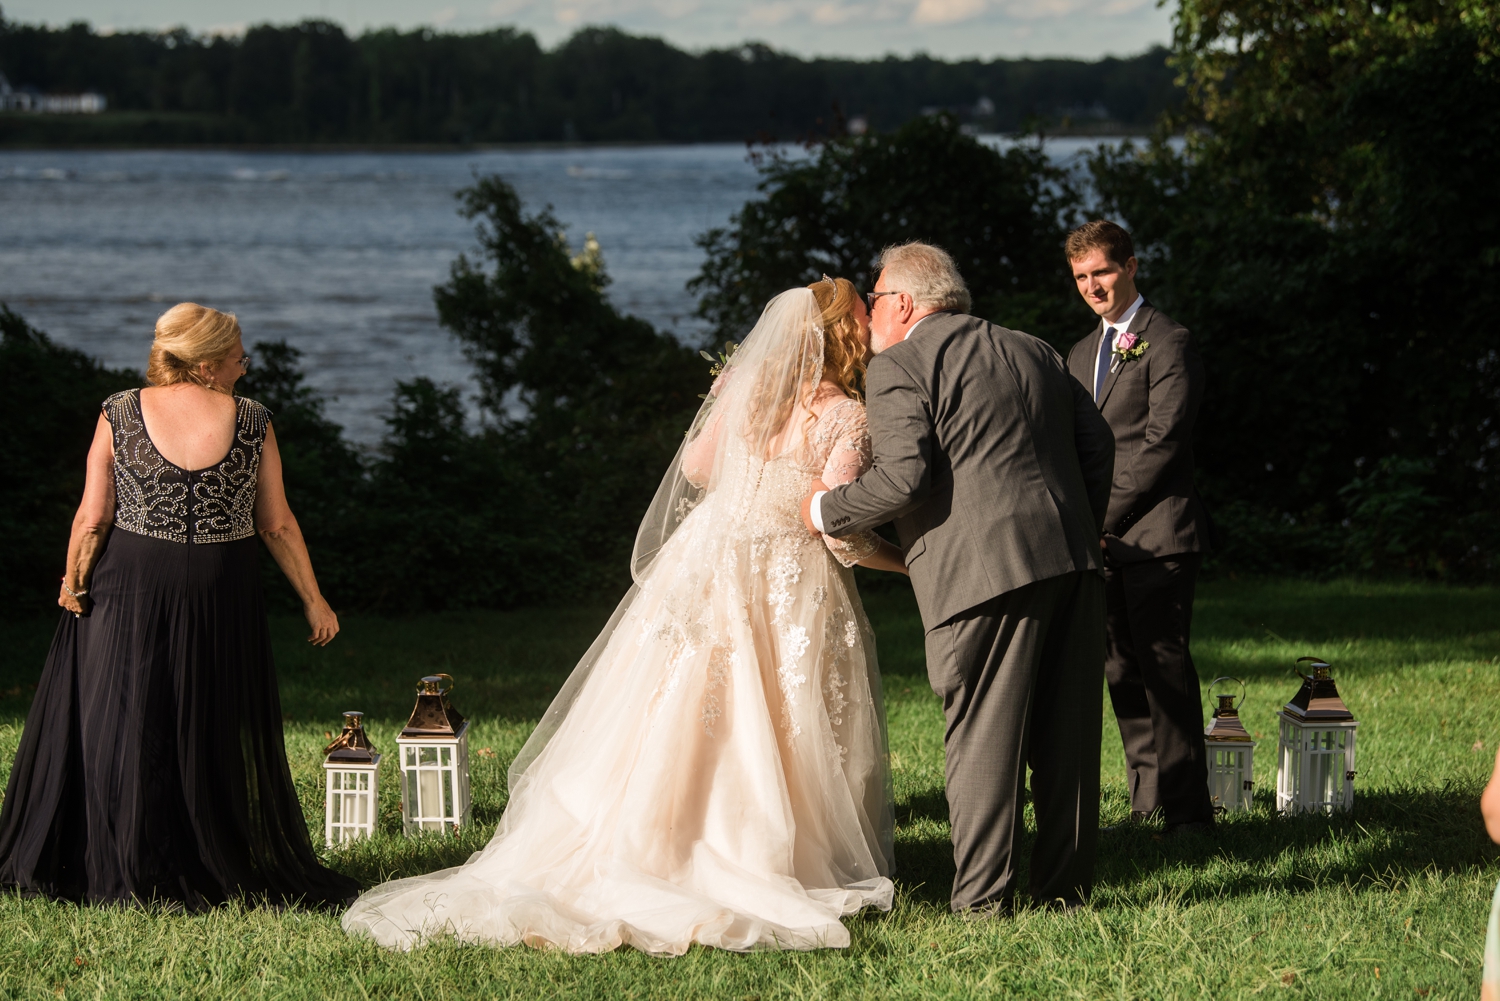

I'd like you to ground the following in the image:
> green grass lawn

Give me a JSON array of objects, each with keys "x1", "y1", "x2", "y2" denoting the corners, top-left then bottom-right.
[{"x1": 0, "y1": 577, "x2": 1496, "y2": 999}]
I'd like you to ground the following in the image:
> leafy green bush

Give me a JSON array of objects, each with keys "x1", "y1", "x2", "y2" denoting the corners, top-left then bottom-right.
[
  {"x1": 1090, "y1": 0, "x2": 1499, "y2": 580},
  {"x1": 235, "y1": 339, "x2": 368, "y2": 609},
  {"x1": 692, "y1": 114, "x2": 1083, "y2": 348},
  {"x1": 431, "y1": 174, "x2": 704, "y2": 603},
  {"x1": 0, "y1": 307, "x2": 139, "y2": 616}
]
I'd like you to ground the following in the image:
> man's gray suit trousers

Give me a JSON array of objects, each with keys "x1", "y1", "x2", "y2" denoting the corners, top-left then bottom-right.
[{"x1": 924, "y1": 569, "x2": 1105, "y2": 911}]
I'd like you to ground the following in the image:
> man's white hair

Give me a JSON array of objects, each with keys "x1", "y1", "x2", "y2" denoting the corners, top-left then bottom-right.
[{"x1": 876, "y1": 242, "x2": 971, "y2": 314}]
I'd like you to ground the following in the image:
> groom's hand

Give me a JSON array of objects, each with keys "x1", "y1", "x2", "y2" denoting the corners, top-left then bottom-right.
[{"x1": 801, "y1": 479, "x2": 830, "y2": 537}]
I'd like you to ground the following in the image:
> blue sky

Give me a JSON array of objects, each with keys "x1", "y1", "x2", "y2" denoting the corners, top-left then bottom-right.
[{"x1": 4, "y1": 0, "x2": 1175, "y2": 61}]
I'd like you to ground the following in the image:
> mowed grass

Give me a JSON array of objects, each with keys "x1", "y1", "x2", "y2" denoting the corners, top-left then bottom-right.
[{"x1": 0, "y1": 576, "x2": 1496, "y2": 999}]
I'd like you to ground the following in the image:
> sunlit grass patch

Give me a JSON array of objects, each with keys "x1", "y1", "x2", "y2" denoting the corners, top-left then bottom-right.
[{"x1": 0, "y1": 576, "x2": 1495, "y2": 999}]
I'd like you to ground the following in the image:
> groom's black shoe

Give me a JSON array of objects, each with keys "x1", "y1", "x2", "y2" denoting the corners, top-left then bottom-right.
[{"x1": 958, "y1": 898, "x2": 1016, "y2": 921}]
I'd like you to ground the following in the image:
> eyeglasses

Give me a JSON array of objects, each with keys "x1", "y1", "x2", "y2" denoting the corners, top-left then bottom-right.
[
  {"x1": 865, "y1": 291, "x2": 905, "y2": 310},
  {"x1": 237, "y1": 354, "x2": 252, "y2": 371}
]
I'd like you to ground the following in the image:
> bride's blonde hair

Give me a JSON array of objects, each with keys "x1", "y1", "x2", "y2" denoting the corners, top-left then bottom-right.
[{"x1": 807, "y1": 276, "x2": 867, "y2": 402}]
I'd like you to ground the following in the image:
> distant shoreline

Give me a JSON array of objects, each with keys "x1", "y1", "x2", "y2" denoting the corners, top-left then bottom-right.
[{"x1": 0, "y1": 131, "x2": 1155, "y2": 154}]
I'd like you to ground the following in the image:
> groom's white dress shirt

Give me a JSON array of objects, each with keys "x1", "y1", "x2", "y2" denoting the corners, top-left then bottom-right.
[
  {"x1": 1091, "y1": 293, "x2": 1146, "y2": 393},
  {"x1": 809, "y1": 313, "x2": 938, "y2": 535}
]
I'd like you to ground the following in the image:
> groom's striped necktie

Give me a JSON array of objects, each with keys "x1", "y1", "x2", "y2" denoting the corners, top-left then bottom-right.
[{"x1": 1095, "y1": 326, "x2": 1116, "y2": 402}]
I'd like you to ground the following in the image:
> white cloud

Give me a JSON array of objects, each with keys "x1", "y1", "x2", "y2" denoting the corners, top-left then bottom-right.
[
  {"x1": 740, "y1": 1, "x2": 797, "y2": 26},
  {"x1": 910, "y1": 0, "x2": 985, "y2": 25},
  {"x1": 654, "y1": 0, "x2": 700, "y2": 18},
  {"x1": 553, "y1": 0, "x2": 672, "y2": 25},
  {"x1": 490, "y1": 0, "x2": 537, "y2": 16},
  {"x1": 812, "y1": 1, "x2": 865, "y2": 24},
  {"x1": 987, "y1": 0, "x2": 1146, "y2": 17},
  {"x1": 993, "y1": 0, "x2": 1082, "y2": 18},
  {"x1": 432, "y1": 6, "x2": 459, "y2": 25}
]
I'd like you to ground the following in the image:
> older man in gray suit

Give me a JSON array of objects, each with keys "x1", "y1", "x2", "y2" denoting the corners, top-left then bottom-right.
[{"x1": 800, "y1": 242, "x2": 1115, "y2": 913}]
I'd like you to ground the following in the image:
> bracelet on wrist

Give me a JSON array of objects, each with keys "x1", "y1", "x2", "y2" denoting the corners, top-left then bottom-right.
[{"x1": 61, "y1": 578, "x2": 88, "y2": 599}]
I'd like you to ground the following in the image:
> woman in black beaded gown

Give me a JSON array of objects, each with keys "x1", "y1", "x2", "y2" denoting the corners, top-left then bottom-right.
[{"x1": 0, "y1": 302, "x2": 357, "y2": 910}]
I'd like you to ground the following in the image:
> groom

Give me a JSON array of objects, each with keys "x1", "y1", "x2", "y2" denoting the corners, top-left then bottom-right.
[
  {"x1": 1064, "y1": 220, "x2": 1214, "y2": 836},
  {"x1": 801, "y1": 242, "x2": 1115, "y2": 912}
]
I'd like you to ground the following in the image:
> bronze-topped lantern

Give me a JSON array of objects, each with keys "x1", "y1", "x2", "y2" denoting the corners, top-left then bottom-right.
[
  {"x1": 395, "y1": 674, "x2": 472, "y2": 835},
  {"x1": 1203, "y1": 677, "x2": 1255, "y2": 813},
  {"x1": 323, "y1": 711, "x2": 381, "y2": 846},
  {"x1": 1275, "y1": 658, "x2": 1358, "y2": 815}
]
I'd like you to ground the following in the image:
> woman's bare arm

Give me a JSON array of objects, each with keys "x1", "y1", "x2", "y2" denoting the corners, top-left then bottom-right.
[
  {"x1": 254, "y1": 424, "x2": 339, "y2": 646},
  {"x1": 1483, "y1": 745, "x2": 1500, "y2": 843},
  {"x1": 58, "y1": 416, "x2": 117, "y2": 615}
]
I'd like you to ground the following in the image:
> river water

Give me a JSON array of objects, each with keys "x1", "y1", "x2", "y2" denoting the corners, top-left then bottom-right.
[{"x1": 0, "y1": 139, "x2": 1112, "y2": 442}]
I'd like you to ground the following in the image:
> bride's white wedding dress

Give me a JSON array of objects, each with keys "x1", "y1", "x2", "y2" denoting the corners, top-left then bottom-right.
[{"x1": 342, "y1": 290, "x2": 895, "y2": 955}]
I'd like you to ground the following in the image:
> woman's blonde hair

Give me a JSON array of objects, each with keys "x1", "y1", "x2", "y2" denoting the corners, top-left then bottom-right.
[
  {"x1": 146, "y1": 303, "x2": 243, "y2": 391},
  {"x1": 806, "y1": 276, "x2": 867, "y2": 401}
]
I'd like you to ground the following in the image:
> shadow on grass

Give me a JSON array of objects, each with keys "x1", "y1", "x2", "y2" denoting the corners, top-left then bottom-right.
[
  {"x1": 1093, "y1": 785, "x2": 1497, "y2": 900},
  {"x1": 324, "y1": 826, "x2": 499, "y2": 888},
  {"x1": 888, "y1": 782, "x2": 1499, "y2": 910},
  {"x1": 1193, "y1": 578, "x2": 1500, "y2": 647},
  {"x1": 898, "y1": 788, "x2": 950, "y2": 826}
]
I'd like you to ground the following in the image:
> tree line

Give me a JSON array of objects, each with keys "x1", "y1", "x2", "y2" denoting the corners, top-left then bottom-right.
[{"x1": 0, "y1": 12, "x2": 1176, "y2": 144}]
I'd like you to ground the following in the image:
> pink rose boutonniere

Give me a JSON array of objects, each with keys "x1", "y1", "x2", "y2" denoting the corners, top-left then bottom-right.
[{"x1": 1111, "y1": 331, "x2": 1149, "y2": 371}]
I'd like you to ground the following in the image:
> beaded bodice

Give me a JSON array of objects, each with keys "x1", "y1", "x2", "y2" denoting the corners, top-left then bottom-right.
[{"x1": 102, "y1": 389, "x2": 271, "y2": 545}]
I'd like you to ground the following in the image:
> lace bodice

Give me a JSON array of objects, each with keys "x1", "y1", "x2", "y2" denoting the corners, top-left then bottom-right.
[
  {"x1": 102, "y1": 389, "x2": 271, "y2": 545},
  {"x1": 682, "y1": 393, "x2": 880, "y2": 568}
]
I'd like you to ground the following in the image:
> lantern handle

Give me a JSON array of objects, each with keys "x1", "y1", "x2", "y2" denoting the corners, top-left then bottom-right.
[
  {"x1": 417, "y1": 673, "x2": 455, "y2": 696},
  {"x1": 1208, "y1": 676, "x2": 1245, "y2": 709},
  {"x1": 1294, "y1": 656, "x2": 1329, "y2": 682}
]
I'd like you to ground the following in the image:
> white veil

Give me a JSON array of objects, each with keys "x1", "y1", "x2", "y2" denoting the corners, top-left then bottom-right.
[{"x1": 509, "y1": 288, "x2": 826, "y2": 788}]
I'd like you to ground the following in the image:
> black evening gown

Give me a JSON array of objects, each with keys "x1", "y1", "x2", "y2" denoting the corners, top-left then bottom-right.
[{"x1": 0, "y1": 389, "x2": 357, "y2": 910}]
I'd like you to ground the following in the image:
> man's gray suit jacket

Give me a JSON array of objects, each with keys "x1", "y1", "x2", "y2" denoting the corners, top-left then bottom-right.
[
  {"x1": 1065, "y1": 301, "x2": 1211, "y2": 563},
  {"x1": 820, "y1": 312, "x2": 1116, "y2": 631}
]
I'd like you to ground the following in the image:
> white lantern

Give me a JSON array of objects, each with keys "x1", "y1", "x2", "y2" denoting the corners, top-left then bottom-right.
[
  {"x1": 396, "y1": 674, "x2": 472, "y2": 836},
  {"x1": 1204, "y1": 677, "x2": 1256, "y2": 813},
  {"x1": 1276, "y1": 658, "x2": 1358, "y2": 816},
  {"x1": 323, "y1": 711, "x2": 381, "y2": 846}
]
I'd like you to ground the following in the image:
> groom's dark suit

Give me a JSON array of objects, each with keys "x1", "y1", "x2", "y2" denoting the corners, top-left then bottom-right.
[
  {"x1": 1066, "y1": 300, "x2": 1214, "y2": 828},
  {"x1": 820, "y1": 312, "x2": 1114, "y2": 910}
]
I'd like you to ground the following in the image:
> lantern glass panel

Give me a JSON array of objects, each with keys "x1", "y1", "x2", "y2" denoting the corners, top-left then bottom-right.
[
  {"x1": 1206, "y1": 744, "x2": 1254, "y2": 812},
  {"x1": 1277, "y1": 716, "x2": 1357, "y2": 815},
  {"x1": 399, "y1": 738, "x2": 469, "y2": 833},
  {"x1": 324, "y1": 758, "x2": 379, "y2": 846}
]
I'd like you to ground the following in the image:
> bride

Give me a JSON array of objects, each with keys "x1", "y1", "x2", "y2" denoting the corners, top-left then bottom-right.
[{"x1": 343, "y1": 278, "x2": 909, "y2": 955}]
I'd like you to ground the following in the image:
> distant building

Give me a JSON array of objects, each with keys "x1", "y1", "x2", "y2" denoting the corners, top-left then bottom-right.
[
  {"x1": 0, "y1": 73, "x2": 31, "y2": 111},
  {"x1": 0, "y1": 73, "x2": 107, "y2": 114},
  {"x1": 36, "y1": 92, "x2": 108, "y2": 114}
]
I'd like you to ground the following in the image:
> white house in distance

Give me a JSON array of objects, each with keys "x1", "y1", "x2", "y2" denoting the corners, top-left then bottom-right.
[{"x1": 0, "y1": 72, "x2": 107, "y2": 113}]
